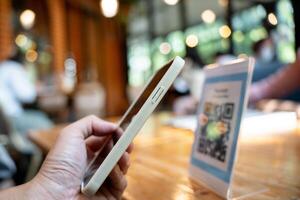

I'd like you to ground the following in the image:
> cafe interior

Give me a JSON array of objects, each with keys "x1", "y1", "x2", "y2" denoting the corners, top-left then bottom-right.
[{"x1": 0, "y1": 0, "x2": 299, "y2": 199}]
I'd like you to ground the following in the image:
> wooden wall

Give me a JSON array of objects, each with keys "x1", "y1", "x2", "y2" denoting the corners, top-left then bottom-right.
[
  {"x1": 47, "y1": 0, "x2": 68, "y2": 85},
  {"x1": 0, "y1": 0, "x2": 129, "y2": 117},
  {"x1": 61, "y1": 0, "x2": 129, "y2": 116},
  {"x1": 0, "y1": 0, "x2": 12, "y2": 61}
]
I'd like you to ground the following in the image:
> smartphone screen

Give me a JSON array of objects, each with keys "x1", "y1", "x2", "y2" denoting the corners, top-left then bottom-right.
[{"x1": 82, "y1": 59, "x2": 173, "y2": 187}]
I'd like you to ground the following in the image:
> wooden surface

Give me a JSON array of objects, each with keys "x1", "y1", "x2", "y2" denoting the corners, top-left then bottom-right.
[{"x1": 28, "y1": 114, "x2": 300, "y2": 200}]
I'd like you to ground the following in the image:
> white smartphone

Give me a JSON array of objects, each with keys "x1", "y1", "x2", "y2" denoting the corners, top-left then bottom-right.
[{"x1": 81, "y1": 56, "x2": 185, "y2": 196}]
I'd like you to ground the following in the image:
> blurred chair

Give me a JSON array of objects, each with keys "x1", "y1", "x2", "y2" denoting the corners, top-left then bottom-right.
[
  {"x1": 37, "y1": 86, "x2": 68, "y2": 122},
  {"x1": 0, "y1": 106, "x2": 42, "y2": 184},
  {"x1": 0, "y1": 107, "x2": 16, "y2": 186},
  {"x1": 0, "y1": 145, "x2": 15, "y2": 189},
  {"x1": 74, "y1": 82, "x2": 106, "y2": 119},
  {"x1": 127, "y1": 85, "x2": 144, "y2": 103}
]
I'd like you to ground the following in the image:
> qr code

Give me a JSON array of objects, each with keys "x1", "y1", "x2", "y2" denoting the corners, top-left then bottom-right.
[{"x1": 197, "y1": 102, "x2": 235, "y2": 162}]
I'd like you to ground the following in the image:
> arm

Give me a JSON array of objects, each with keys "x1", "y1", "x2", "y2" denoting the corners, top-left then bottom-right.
[{"x1": 249, "y1": 50, "x2": 300, "y2": 104}]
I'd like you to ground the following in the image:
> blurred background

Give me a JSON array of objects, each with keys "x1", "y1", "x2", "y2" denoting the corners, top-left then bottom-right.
[
  {"x1": 0, "y1": 0, "x2": 299, "y2": 188},
  {"x1": 0, "y1": 0, "x2": 298, "y2": 119}
]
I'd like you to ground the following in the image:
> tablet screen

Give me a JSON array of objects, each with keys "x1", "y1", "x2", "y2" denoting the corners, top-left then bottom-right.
[{"x1": 82, "y1": 59, "x2": 174, "y2": 187}]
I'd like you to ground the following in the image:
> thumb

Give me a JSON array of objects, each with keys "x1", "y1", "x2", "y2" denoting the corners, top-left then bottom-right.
[{"x1": 66, "y1": 115, "x2": 118, "y2": 139}]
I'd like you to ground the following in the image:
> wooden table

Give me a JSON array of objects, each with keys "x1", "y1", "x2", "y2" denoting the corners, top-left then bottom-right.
[{"x1": 28, "y1": 114, "x2": 300, "y2": 200}]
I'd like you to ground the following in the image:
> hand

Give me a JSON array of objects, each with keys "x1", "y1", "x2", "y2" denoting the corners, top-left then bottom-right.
[{"x1": 30, "y1": 115, "x2": 132, "y2": 200}]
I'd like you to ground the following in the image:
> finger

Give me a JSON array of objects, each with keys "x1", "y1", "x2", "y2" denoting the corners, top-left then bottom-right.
[
  {"x1": 118, "y1": 152, "x2": 130, "y2": 174},
  {"x1": 66, "y1": 115, "x2": 118, "y2": 139},
  {"x1": 86, "y1": 135, "x2": 108, "y2": 152},
  {"x1": 106, "y1": 165, "x2": 128, "y2": 198},
  {"x1": 98, "y1": 186, "x2": 115, "y2": 200},
  {"x1": 127, "y1": 142, "x2": 134, "y2": 154}
]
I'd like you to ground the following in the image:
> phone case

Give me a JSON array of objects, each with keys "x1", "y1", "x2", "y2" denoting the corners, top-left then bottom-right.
[{"x1": 81, "y1": 56, "x2": 185, "y2": 196}]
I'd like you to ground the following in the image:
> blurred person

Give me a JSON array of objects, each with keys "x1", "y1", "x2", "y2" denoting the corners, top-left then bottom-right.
[
  {"x1": 251, "y1": 37, "x2": 284, "y2": 82},
  {"x1": 249, "y1": 48, "x2": 300, "y2": 104},
  {"x1": 0, "y1": 115, "x2": 132, "y2": 199},
  {"x1": 0, "y1": 49, "x2": 53, "y2": 134}
]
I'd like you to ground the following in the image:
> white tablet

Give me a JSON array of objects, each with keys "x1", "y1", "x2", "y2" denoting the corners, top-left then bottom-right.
[{"x1": 81, "y1": 56, "x2": 185, "y2": 196}]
